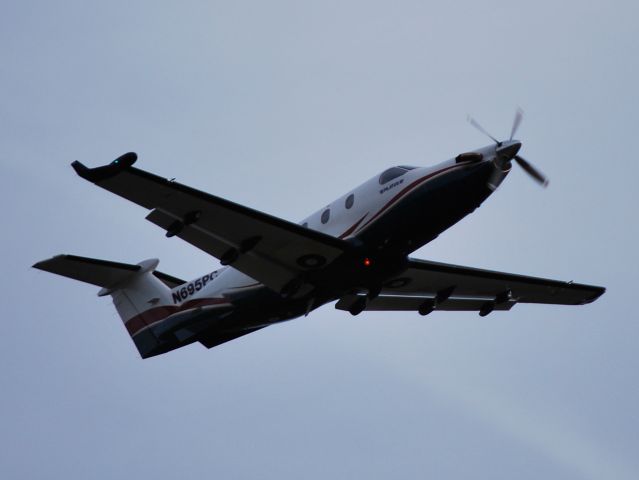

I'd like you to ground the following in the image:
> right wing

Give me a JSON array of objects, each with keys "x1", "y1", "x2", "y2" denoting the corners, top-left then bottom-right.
[{"x1": 71, "y1": 153, "x2": 349, "y2": 296}]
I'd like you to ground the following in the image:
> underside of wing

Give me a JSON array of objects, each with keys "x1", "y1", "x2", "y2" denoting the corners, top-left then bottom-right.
[
  {"x1": 337, "y1": 257, "x2": 604, "y2": 315},
  {"x1": 71, "y1": 155, "x2": 348, "y2": 296},
  {"x1": 336, "y1": 293, "x2": 516, "y2": 312},
  {"x1": 384, "y1": 258, "x2": 605, "y2": 305}
]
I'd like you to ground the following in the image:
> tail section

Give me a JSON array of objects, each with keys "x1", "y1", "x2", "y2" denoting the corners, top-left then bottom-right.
[{"x1": 33, "y1": 255, "x2": 187, "y2": 358}]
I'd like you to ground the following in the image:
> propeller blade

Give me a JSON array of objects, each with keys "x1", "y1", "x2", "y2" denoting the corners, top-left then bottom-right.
[
  {"x1": 467, "y1": 116, "x2": 500, "y2": 144},
  {"x1": 509, "y1": 108, "x2": 524, "y2": 141},
  {"x1": 514, "y1": 155, "x2": 549, "y2": 187}
]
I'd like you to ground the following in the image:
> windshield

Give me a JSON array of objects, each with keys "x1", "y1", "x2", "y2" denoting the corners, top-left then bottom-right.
[{"x1": 379, "y1": 166, "x2": 416, "y2": 185}]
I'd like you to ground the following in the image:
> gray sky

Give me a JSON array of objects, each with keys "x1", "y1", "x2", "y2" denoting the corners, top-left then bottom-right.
[{"x1": 2, "y1": 1, "x2": 638, "y2": 479}]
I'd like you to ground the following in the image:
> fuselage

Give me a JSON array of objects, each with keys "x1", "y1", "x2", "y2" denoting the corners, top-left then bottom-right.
[{"x1": 167, "y1": 143, "x2": 504, "y2": 332}]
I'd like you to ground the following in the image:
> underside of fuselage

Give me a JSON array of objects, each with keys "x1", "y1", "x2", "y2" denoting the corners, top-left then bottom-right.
[{"x1": 214, "y1": 160, "x2": 498, "y2": 327}]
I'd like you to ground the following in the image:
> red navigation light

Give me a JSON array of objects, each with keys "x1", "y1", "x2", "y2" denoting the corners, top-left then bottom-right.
[{"x1": 363, "y1": 258, "x2": 372, "y2": 267}]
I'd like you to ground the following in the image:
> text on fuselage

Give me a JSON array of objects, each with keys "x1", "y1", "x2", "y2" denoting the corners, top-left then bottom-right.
[
  {"x1": 379, "y1": 178, "x2": 403, "y2": 195},
  {"x1": 172, "y1": 271, "x2": 220, "y2": 304}
]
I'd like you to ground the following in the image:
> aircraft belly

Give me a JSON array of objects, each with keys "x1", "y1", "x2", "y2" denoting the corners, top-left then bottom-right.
[{"x1": 358, "y1": 163, "x2": 493, "y2": 252}]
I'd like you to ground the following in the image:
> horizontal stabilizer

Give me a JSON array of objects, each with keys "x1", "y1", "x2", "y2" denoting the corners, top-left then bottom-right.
[
  {"x1": 33, "y1": 254, "x2": 185, "y2": 291},
  {"x1": 150, "y1": 270, "x2": 186, "y2": 289}
]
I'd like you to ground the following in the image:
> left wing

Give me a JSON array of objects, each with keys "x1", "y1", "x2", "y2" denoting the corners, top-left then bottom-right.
[
  {"x1": 385, "y1": 258, "x2": 605, "y2": 305},
  {"x1": 71, "y1": 153, "x2": 348, "y2": 296},
  {"x1": 337, "y1": 258, "x2": 604, "y2": 315}
]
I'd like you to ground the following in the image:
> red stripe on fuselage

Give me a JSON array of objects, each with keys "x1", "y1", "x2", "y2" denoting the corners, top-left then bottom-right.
[
  {"x1": 354, "y1": 162, "x2": 471, "y2": 234},
  {"x1": 126, "y1": 297, "x2": 231, "y2": 337},
  {"x1": 338, "y1": 213, "x2": 369, "y2": 239}
]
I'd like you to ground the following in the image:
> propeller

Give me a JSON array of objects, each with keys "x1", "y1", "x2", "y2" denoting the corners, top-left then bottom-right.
[
  {"x1": 468, "y1": 109, "x2": 549, "y2": 187},
  {"x1": 467, "y1": 116, "x2": 500, "y2": 145},
  {"x1": 509, "y1": 107, "x2": 523, "y2": 141},
  {"x1": 514, "y1": 155, "x2": 548, "y2": 187}
]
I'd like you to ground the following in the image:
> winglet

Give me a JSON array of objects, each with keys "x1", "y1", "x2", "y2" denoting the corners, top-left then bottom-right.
[{"x1": 71, "y1": 152, "x2": 137, "y2": 182}]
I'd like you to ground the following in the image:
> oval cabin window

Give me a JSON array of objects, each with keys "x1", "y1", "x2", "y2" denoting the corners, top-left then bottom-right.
[
  {"x1": 321, "y1": 209, "x2": 330, "y2": 224},
  {"x1": 345, "y1": 194, "x2": 354, "y2": 209}
]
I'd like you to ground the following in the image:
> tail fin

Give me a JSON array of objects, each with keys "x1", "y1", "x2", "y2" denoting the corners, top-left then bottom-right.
[{"x1": 33, "y1": 255, "x2": 187, "y2": 358}]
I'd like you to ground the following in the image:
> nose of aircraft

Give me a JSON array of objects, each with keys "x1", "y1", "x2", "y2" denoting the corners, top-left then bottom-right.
[{"x1": 496, "y1": 140, "x2": 522, "y2": 159}]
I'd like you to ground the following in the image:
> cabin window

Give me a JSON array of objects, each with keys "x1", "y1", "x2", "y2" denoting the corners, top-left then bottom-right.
[
  {"x1": 301, "y1": 222, "x2": 308, "y2": 228},
  {"x1": 379, "y1": 166, "x2": 416, "y2": 185},
  {"x1": 345, "y1": 194, "x2": 355, "y2": 209},
  {"x1": 321, "y1": 209, "x2": 330, "y2": 224}
]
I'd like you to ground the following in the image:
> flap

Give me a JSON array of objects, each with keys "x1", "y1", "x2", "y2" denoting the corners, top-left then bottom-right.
[{"x1": 336, "y1": 294, "x2": 516, "y2": 313}]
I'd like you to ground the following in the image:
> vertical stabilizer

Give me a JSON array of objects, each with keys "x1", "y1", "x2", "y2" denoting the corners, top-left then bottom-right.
[
  {"x1": 33, "y1": 255, "x2": 187, "y2": 358},
  {"x1": 104, "y1": 260, "x2": 177, "y2": 358}
]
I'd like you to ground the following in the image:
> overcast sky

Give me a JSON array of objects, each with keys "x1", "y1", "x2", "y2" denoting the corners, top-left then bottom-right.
[{"x1": 2, "y1": 1, "x2": 638, "y2": 479}]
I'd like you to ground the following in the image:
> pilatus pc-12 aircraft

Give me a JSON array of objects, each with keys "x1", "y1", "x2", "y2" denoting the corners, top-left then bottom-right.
[{"x1": 34, "y1": 113, "x2": 605, "y2": 358}]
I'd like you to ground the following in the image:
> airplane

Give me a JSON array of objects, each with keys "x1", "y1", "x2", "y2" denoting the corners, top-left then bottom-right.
[{"x1": 33, "y1": 112, "x2": 605, "y2": 358}]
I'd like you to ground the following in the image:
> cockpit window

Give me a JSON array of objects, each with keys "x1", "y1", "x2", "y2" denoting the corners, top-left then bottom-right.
[{"x1": 379, "y1": 166, "x2": 415, "y2": 185}]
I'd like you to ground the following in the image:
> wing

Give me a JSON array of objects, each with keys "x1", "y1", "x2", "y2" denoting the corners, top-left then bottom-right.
[
  {"x1": 385, "y1": 258, "x2": 605, "y2": 305},
  {"x1": 71, "y1": 153, "x2": 348, "y2": 296},
  {"x1": 336, "y1": 258, "x2": 604, "y2": 315}
]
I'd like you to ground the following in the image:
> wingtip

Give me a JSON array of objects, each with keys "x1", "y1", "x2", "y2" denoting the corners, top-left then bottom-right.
[
  {"x1": 70, "y1": 152, "x2": 137, "y2": 182},
  {"x1": 32, "y1": 254, "x2": 67, "y2": 271},
  {"x1": 71, "y1": 160, "x2": 90, "y2": 179},
  {"x1": 112, "y1": 152, "x2": 137, "y2": 167},
  {"x1": 581, "y1": 286, "x2": 606, "y2": 304}
]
